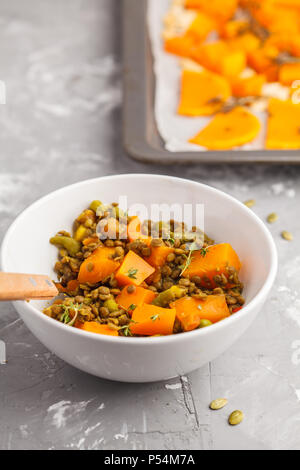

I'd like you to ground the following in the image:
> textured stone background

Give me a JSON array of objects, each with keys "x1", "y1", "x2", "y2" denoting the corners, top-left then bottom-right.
[{"x1": 0, "y1": 0, "x2": 300, "y2": 450}]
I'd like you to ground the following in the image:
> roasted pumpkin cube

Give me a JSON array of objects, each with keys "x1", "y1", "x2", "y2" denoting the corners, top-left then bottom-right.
[{"x1": 266, "y1": 98, "x2": 300, "y2": 149}]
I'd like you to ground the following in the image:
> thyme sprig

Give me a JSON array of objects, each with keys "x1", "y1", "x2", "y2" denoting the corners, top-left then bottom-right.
[{"x1": 60, "y1": 302, "x2": 83, "y2": 327}]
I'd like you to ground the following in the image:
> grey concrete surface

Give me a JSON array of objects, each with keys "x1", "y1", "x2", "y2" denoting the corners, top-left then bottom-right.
[{"x1": 0, "y1": 0, "x2": 300, "y2": 451}]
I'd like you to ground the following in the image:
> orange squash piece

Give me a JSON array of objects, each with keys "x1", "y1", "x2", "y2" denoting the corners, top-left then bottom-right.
[
  {"x1": 178, "y1": 69, "x2": 231, "y2": 116},
  {"x1": 127, "y1": 216, "x2": 151, "y2": 245},
  {"x1": 231, "y1": 74, "x2": 266, "y2": 98},
  {"x1": 145, "y1": 246, "x2": 175, "y2": 269},
  {"x1": 228, "y1": 33, "x2": 261, "y2": 55},
  {"x1": 115, "y1": 250, "x2": 155, "y2": 287},
  {"x1": 279, "y1": 63, "x2": 300, "y2": 86},
  {"x1": 130, "y1": 304, "x2": 176, "y2": 336},
  {"x1": 254, "y1": 4, "x2": 300, "y2": 34},
  {"x1": 172, "y1": 295, "x2": 230, "y2": 331},
  {"x1": 186, "y1": 11, "x2": 216, "y2": 42},
  {"x1": 165, "y1": 35, "x2": 197, "y2": 58},
  {"x1": 193, "y1": 41, "x2": 246, "y2": 78},
  {"x1": 189, "y1": 107, "x2": 261, "y2": 150},
  {"x1": 248, "y1": 45, "x2": 279, "y2": 81},
  {"x1": 185, "y1": 0, "x2": 238, "y2": 23},
  {"x1": 182, "y1": 243, "x2": 242, "y2": 287},
  {"x1": 266, "y1": 98, "x2": 300, "y2": 149},
  {"x1": 116, "y1": 286, "x2": 156, "y2": 311},
  {"x1": 76, "y1": 321, "x2": 119, "y2": 337},
  {"x1": 78, "y1": 247, "x2": 120, "y2": 284},
  {"x1": 220, "y1": 20, "x2": 249, "y2": 39}
]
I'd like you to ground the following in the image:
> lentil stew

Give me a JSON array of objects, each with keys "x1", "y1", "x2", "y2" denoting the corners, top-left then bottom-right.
[{"x1": 43, "y1": 200, "x2": 245, "y2": 337}]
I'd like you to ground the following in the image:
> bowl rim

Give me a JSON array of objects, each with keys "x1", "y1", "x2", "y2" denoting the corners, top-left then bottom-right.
[{"x1": 0, "y1": 173, "x2": 278, "y2": 346}]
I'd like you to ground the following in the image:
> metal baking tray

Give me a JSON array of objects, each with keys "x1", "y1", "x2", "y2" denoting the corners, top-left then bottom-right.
[{"x1": 122, "y1": 0, "x2": 300, "y2": 164}]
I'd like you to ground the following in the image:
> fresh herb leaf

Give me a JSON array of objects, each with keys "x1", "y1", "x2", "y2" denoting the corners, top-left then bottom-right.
[
  {"x1": 200, "y1": 247, "x2": 209, "y2": 257},
  {"x1": 128, "y1": 304, "x2": 137, "y2": 311},
  {"x1": 127, "y1": 268, "x2": 138, "y2": 279},
  {"x1": 150, "y1": 314, "x2": 160, "y2": 322},
  {"x1": 168, "y1": 238, "x2": 175, "y2": 245},
  {"x1": 119, "y1": 325, "x2": 133, "y2": 337},
  {"x1": 60, "y1": 302, "x2": 83, "y2": 326}
]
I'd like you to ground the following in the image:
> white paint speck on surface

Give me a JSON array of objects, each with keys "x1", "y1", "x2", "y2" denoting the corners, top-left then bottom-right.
[
  {"x1": 165, "y1": 383, "x2": 182, "y2": 390},
  {"x1": 46, "y1": 400, "x2": 91, "y2": 429}
]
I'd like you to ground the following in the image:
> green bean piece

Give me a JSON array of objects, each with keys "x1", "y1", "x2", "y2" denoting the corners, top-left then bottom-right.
[
  {"x1": 50, "y1": 236, "x2": 81, "y2": 256},
  {"x1": 89, "y1": 200, "x2": 102, "y2": 213},
  {"x1": 152, "y1": 286, "x2": 185, "y2": 308},
  {"x1": 103, "y1": 299, "x2": 119, "y2": 313}
]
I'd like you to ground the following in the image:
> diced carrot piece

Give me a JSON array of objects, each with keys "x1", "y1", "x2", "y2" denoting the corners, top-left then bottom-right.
[
  {"x1": 116, "y1": 286, "x2": 156, "y2": 311},
  {"x1": 130, "y1": 304, "x2": 176, "y2": 336},
  {"x1": 231, "y1": 74, "x2": 266, "y2": 98},
  {"x1": 178, "y1": 69, "x2": 231, "y2": 116},
  {"x1": 76, "y1": 321, "x2": 119, "y2": 336},
  {"x1": 189, "y1": 107, "x2": 261, "y2": 150},
  {"x1": 115, "y1": 251, "x2": 155, "y2": 287},
  {"x1": 165, "y1": 35, "x2": 197, "y2": 58},
  {"x1": 172, "y1": 295, "x2": 230, "y2": 331},
  {"x1": 279, "y1": 63, "x2": 300, "y2": 86},
  {"x1": 266, "y1": 98, "x2": 300, "y2": 149},
  {"x1": 145, "y1": 246, "x2": 175, "y2": 269},
  {"x1": 78, "y1": 247, "x2": 120, "y2": 284},
  {"x1": 186, "y1": 11, "x2": 216, "y2": 42},
  {"x1": 182, "y1": 243, "x2": 242, "y2": 288},
  {"x1": 127, "y1": 216, "x2": 151, "y2": 245}
]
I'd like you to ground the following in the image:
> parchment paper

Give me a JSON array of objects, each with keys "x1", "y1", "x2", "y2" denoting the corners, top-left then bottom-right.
[{"x1": 147, "y1": 0, "x2": 266, "y2": 153}]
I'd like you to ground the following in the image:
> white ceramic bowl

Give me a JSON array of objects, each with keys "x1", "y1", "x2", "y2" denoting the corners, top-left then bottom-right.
[{"x1": 1, "y1": 175, "x2": 277, "y2": 382}]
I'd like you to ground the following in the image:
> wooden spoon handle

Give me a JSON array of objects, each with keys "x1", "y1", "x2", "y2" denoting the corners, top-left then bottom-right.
[{"x1": 0, "y1": 273, "x2": 58, "y2": 301}]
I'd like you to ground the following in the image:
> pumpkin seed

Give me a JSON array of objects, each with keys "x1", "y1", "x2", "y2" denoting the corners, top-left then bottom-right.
[
  {"x1": 244, "y1": 199, "x2": 256, "y2": 208},
  {"x1": 199, "y1": 319, "x2": 212, "y2": 328},
  {"x1": 267, "y1": 212, "x2": 278, "y2": 224},
  {"x1": 210, "y1": 398, "x2": 228, "y2": 410},
  {"x1": 281, "y1": 231, "x2": 293, "y2": 241},
  {"x1": 228, "y1": 410, "x2": 244, "y2": 426}
]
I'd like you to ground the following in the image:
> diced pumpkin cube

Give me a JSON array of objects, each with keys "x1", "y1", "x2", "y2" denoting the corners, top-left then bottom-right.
[
  {"x1": 178, "y1": 69, "x2": 231, "y2": 116},
  {"x1": 185, "y1": 0, "x2": 238, "y2": 23},
  {"x1": 231, "y1": 74, "x2": 266, "y2": 97},
  {"x1": 165, "y1": 35, "x2": 197, "y2": 58},
  {"x1": 116, "y1": 286, "x2": 156, "y2": 311},
  {"x1": 279, "y1": 63, "x2": 300, "y2": 86},
  {"x1": 78, "y1": 247, "x2": 120, "y2": 284},
  {"x1": 193, "y1": 41, "x2": 246, "y2": 78},
  {"x1": 130, "y1": 304, "x2": 176, "y2": 336},
  {"x1": 145, "y1": 246, "x2": 175, "y2": 269},
  {"x1": 228, "y1": 33, "x2": 261, "y2": 54},
  {"x1": 220, "y1": 20, "x2": 249, "y2": 39},
  {"x1": 248, "y1": 45, "x2": 279, "y2": 74},
  {"x1": 186, "y1": 11, "x2": 216, "y2": 42},
  {"x1": 115, "y1": 251, "x2": 155, "y2": 287},
  {"x1": 172, "y1": 295, "x2": 230, "y2": 331},
  {"x1": 76, "y1": 321, "x2": 119, "y2": 336},
  {"x1": 189, "y1": 107, "x2": 261, "y2": 150},
  {"x1": 127, "y1": 216, "x2": 151, "y2": 245},
  {"x1": 266, "y1": 98, "x2": 300, "y2": 149},
  {"x1": 182, "y1": 243, "x2": 242, "y2": 288}
]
